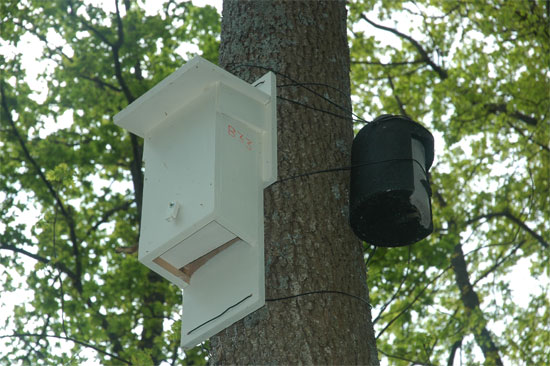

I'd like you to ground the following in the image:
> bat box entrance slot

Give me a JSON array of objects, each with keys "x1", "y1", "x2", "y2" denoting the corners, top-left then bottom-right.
[
  {"x1": 153, "y1": 221, "x2": 241, "y2": 284},
  {"x1": 154, "y1": 237, "x2": 240, "y2": 284}
]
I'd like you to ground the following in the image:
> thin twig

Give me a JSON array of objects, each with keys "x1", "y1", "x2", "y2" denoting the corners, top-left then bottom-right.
[
  {"x1": 0, "y1": 333, "x2": 131, "y2": 365},
  {"x1": 360, "y1": 14, "x2": 448, "y2": 80},
  {"x1": 466, "y1": 212, "x2": 548, "y2": 248}
]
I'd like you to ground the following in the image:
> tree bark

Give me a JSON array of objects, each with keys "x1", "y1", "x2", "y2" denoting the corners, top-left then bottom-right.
[{"x1": 210, "y1": 1, "x2": 378, "y2": 364}]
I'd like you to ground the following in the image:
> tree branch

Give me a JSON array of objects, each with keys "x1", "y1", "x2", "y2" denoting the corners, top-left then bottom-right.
[
  {"x1": 451, "y1": 243, "x2": 503, "y2": 366},
  {"x1": 0, "y1": 242, "x2": 111, "y2": 356},
  {"x1": 84, "y1": 201, "x2": 132, "y2": 239},
  {"x1": 0, "y1": 244, "x2": 79, "y2": 285},
  {"x1": 378, "y1": 348, "x2": 433, "y2": 366},
  {"x1": 360, "y1": 14, "x2": 448, "y2": 80},
  {"x1": 111, "y1": 0, "x2": 134, "y2": 103},
  {"x1": 129, "y1": 134, "x2": 144, "y2": 221},
  {"x1": 12, "y1": 20, "x2": 74, "y2": 62},
  {"x1": 376, "y1": 264, "x2": 452, "y2": 339},
  {"x1": 485, "y1": 103, "x2": 538, "y2": 126},
  {"x1": 447, "y1": 338, "x2": 462, "y2": 366},
  {"x1": 17, "y1": 15, "x2": 123, "y2": 95},
  {"x1": 110, "y1": 1, "x2": 144, "y2": 226},
  {"x1": 473, "y1": 240, "x2": 525, "y2": 287},
  {"x1": 373, "y1": 247, "x2": 411, "y2": 324},
  {"x1": 0, "y1": 333, "x2": 131, "y2": 365},
  {"x1": 504, "y1": 119, "x2": 549, "y2": 152},
  {"x1": 466, "y1": 212, "x2": 549, "y2": 249},
  {"x1": 36, "y1": 314, "x2": 52, "y2": 351},
  {"x1": 114, "y1": 0, "x2": 125, "y2": 49},
  {"x1": 137, "y1": 271, "x2": 166, "y2": 365},
  {"x1": 1, "y1": 82, "x2": 70, "y2": 224},
  {"x1": 1, "y1": 79, "x2": 83, "y2": 292},
  {"x1": 170, "y1": 341, "x2": 180, "y2": 366},
  {"x1": 78, "y1": 74, "x2": 123, "y2": 92},
  {"x1": 67, "y1": 0, "x2": 114, "y2": 47},
  {"x1": 387, "y1": 74, "x2": 409, "y2": 117},
  {"x1": 403, "y1": 3, "x2": 461, "y2": 20}
]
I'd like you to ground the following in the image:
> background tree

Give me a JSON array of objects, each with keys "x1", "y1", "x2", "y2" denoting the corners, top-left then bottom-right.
[
  {"x1": 348, "y1": 1, "x2": 549, "y2": 365},
  {"x1": 1, "y1": 1, "x2": 219, "y2": 364},
  {"x1": 1, "y1": 0, "x2": 549, "y2": 365}
]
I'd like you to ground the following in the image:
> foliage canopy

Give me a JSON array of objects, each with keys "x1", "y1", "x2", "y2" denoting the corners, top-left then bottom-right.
[
  {"x1": 1, "y1": 0, "x2": 548, "y2": 365},
  {"x1": 349, "y1": 1, "x2": 549, "y2": 365}
]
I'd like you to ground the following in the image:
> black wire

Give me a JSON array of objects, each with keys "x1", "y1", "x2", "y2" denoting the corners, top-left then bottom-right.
[
  {"x1": 275, "y1": 165, "x2": 352, "y2": 184},
  {"x1": 277, "y1": 96, "x2": 367, "y2": 124},
  {"x1": 278, "y1": 82, "x2": 349, "y2": 98},
  {"x1": 187, "y1": 294, "x2": 253, "y2": 335},
  {"x1": 227, "y1": 62, "x2": 368, "y2": 123},
  {"x1": 266, "y1": 290, "x2": 371, "y2": 308},
  {"x1": 186, "y1": 289, "x2": 371, "y2": 337},
  {"x1": 182, "y1": 66, "x2": 426, "y2": 336},
  {"x1": 225, "y1": 65, "x2": 433, "y2": 184},
  {"x1": 274, "y1": 157, "x2": 428, "y2": 185}
]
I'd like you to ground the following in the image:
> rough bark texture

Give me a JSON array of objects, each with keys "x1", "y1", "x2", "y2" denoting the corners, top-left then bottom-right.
[{"x1": 210, "y1": 1, "x2": 379, "y2": 364}]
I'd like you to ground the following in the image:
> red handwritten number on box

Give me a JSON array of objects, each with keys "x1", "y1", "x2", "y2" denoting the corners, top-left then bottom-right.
[{"x1": 227, "y1": 124, "x2": 253, "y2": 151}]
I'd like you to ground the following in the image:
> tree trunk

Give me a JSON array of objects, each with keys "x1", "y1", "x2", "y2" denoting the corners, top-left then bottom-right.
[{"x1": 210, "y1": 1, "x2": 379, "y2": 364}]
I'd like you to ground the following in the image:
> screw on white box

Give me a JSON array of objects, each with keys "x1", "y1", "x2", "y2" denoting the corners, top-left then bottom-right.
[
  {"x1": 114, "y1": 56, "x2": 276, "y2": 350},
  {"x1": 165, "y1": 201, "x2": 180, "y2": 222}
]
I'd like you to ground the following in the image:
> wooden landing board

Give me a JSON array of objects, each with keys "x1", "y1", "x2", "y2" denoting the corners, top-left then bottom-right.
[{"x1": 153, "y1": 237, "x2": 241, "y2": 285}]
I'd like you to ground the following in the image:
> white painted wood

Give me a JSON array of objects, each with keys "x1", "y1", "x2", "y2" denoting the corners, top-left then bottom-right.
[{"x1": 114, "y1": 56, "x2": 276, "y2": 350}]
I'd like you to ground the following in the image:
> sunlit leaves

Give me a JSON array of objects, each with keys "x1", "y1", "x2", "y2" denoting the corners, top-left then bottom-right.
[
  {"x1": 1, "y1": 0, "x2": 219, "y2": 365},
  {"x1": 350, "y1": 0, "x2": 549, "y2": 365},
  {"x1": 2, "y1": 0, "x2": 548, "y2": 364}
]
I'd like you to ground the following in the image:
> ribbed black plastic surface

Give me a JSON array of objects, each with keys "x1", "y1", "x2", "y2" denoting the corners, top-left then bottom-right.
[{"x1": 349, "y1": 115, "x2": 434, "y2": 247}]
